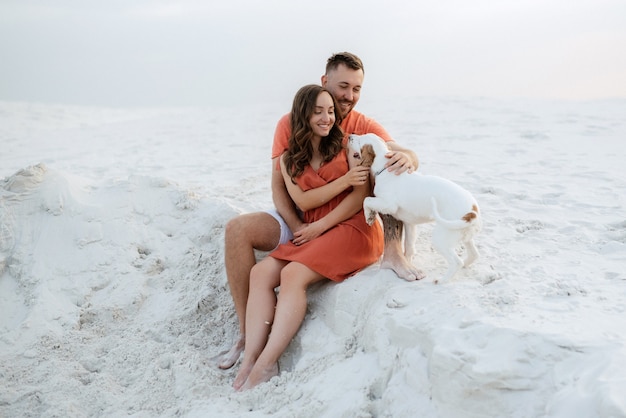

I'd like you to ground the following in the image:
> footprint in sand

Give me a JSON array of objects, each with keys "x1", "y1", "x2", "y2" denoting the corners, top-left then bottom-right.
[
  {"x1": 513, "y1": 219, "x2": 544, "y2": 233},
  {"x1": 605, "y1": 220, "x2": 626, "y2": 244}
]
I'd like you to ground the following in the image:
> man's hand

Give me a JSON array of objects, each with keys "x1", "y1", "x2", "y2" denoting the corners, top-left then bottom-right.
[{"x1": 384, "y1": 150, "x2": 416, "y2": 175}]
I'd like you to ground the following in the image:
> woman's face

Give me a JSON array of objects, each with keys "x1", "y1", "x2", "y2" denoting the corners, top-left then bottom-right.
[{"x1": 309, "y1": 91, "x2": 336, "y2": 138}]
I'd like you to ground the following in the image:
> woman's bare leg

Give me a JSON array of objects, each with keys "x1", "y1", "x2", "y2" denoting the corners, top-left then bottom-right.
[
  {"x1": 241, "y1": 262, "x2": 326, "y2": 390},
  {"x1": 220, "y1": 212, "x2": 282, "y2": 369},
  {"x1": 233, "y1": 257, "x2": 286, "y2": 390}
]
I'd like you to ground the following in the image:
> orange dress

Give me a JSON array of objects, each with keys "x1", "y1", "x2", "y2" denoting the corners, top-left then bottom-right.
[{"x1": 270, "y1": 150, "x2": 384, "y2": 282}]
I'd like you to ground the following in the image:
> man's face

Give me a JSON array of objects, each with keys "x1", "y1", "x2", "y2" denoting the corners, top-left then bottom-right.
[{"x1": 322, "y1": 63, "x2": 363, "y2": 118}]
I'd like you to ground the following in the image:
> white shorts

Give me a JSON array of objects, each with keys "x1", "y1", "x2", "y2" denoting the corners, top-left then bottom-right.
[{"x1": 265, "y1": 209, "x2": 294, "y2": 250}]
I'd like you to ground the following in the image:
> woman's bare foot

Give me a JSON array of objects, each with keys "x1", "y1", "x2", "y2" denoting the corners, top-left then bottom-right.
[
  {"x1": 240, "y1": 362, "x2": 279, "y2": 391},
  {"x1": 233, "y1": 359, "x2": 254, "y2": 391},
  {"x1": 216, "y1": 336, "x2": 245, "y2": 370}
]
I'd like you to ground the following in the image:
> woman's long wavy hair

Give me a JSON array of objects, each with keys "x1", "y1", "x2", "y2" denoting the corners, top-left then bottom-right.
[{"x1": 284, "y1": 85, "x2": 344, "y2": 183}]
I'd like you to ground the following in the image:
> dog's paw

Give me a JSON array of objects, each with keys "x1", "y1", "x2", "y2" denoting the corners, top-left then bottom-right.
[{"x1": 365, "y1": 209, "x2": 376, "y2": 225}]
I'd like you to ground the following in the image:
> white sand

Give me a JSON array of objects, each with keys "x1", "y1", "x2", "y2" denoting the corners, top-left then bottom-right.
[{"x1": 1, "y1": 97, "x2": 625, "y2": 417}]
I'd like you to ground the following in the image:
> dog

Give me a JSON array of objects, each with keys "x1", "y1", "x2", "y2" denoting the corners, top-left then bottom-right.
[{"x1": 347, "y1": 133, "x2": 481, "y2": 284}]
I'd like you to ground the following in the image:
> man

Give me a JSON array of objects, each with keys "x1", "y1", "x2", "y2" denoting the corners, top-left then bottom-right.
[{"x1": 218, "y1": 52, "x2": 422, "y2": 369}]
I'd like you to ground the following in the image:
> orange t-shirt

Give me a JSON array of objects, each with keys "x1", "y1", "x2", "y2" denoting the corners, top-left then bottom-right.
[{"x1": 271, "y1": 109, "x2": 393, "y2": 159}]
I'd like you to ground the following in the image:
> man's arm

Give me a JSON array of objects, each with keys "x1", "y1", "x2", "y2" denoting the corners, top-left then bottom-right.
[
  {"x1": 272, "y1": 157, "x2": 304, "y2": 233},
  {"x1": 385, "y1": 141, "x2": 419, "y2": 174},
  {"x1": 356, "y1": 113, "x2": 418, "y2": 174}
]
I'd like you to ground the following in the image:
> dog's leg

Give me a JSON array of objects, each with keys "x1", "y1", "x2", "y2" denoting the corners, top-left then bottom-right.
[
  {"x1": 404, "y1": 223, "x2": 417, "y2": 259},
  {"x1": 431, "y1": 225, "x2": 464, "y2": 284},
  {"x1": 363, "y1": 196, "x2": 400, "y2": 225},
  {"x1": 363, "y1": 197, "x2": 379, "y2": 226},
  {"x1": 463, "y1": 238, "x2": 479, "y2": 267}
]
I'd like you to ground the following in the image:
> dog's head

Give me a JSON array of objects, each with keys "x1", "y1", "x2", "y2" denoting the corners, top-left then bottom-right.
[{"x1": 347, "y1": 134, "x2": 389, "y2": 174}]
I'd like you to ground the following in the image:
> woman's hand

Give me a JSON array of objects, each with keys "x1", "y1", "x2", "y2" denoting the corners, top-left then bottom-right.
[
  {"x1": 291, "y1": 221, "x2": 326, "y2": 246},
  {"x1": 342, "y1": 165, "x2": 370, "y2": 187}
]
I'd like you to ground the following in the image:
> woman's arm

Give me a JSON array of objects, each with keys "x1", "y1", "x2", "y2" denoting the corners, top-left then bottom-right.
[
  {"x1": 290, "y1": 176, "x2": 371, "y2": 246},
  {"x1": 280, "y1": 156, "x2": 369, "y2": 212}
]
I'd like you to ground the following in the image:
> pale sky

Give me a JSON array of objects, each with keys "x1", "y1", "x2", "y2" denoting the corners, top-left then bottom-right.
[{"x1": 1, "y1": 0, "x2": 625, "y2": 107}]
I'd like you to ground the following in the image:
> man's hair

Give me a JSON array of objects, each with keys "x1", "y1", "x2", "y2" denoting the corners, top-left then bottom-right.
[{"x1": 325, "y1": 52, "x2": 364, "y2": 75}]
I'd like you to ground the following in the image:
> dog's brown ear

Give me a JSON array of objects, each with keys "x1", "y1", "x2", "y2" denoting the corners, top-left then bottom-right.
[{"x1": 359, "y1": 144, "x2": 375, "y2": 168}]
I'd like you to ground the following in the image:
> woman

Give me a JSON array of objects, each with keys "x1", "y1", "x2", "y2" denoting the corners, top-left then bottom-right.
[{"x1": 233, "y1": 85, "x2": 383, "y2": 391}]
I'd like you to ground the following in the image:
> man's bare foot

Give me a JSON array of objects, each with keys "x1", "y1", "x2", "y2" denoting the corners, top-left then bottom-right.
[
  {"x1": 239, "y1": 362, "x2": 279, "y2": 391},
  {"x1": 381, "y1": 252, "x2": 425, "y2": 281},
  {"x1": 213, "y1": 336, "x2": 244, "y2": 370},
  {"x1": 380, "y1": 215, "x2": 425, "y2": 281}
]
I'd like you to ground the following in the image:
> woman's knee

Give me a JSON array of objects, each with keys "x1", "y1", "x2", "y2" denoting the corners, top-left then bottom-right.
[
  {"x1": 250, "y1": 258, "x2": 282, "y2": 290},
  {"x1": 279, "y1": 263, "x2": 322, "y2": 290},
  {"x1": 249, "y1": 262, "x2": 265, "y2": 283}
]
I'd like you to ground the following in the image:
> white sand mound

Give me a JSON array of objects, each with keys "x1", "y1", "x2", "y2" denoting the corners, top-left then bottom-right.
[{"x1": 1, "y1": 164, "x2": 240, "y2": 415}]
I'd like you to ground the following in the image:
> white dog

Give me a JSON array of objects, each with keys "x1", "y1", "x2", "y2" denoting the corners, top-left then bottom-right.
[{"x1": 348, "y1": 133, "x2": 481, "y2": 283}]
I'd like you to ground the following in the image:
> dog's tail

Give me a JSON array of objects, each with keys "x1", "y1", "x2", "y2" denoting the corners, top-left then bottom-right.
[{"x1": 431, "y1": 198, "x2": 480, "y2": 230}]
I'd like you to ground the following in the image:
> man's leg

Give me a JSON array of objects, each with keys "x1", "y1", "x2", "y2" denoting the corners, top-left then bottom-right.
[
  {"x1": 218, "y1": 212, "x2": 281, "y2": 369},
  {"x1": 379, "y1": 214, "x2": 425, "y2": 281}
]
